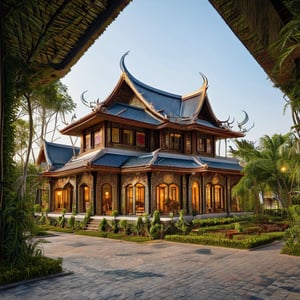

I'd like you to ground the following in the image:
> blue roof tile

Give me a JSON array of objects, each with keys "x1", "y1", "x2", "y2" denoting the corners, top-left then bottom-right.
[
  {"x1": 200, "y1": 156, "x2": 242, "y2": 171},
  {"x1": 45, "y1": 141, "x2": 79, "y2": 169},
  {"x1": 108, "y1": 103, "x2": 161, "y2": 125},
  {"x1": 93, "y1": 153, "x2": 133, "y2": 167},
  {"x1": 153, "y1": 157, "x2": 200, "y2": 168}
]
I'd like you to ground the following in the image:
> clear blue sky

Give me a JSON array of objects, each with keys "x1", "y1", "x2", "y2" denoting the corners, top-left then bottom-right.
[{"x1": 61, "y1": 0, "x2": 292, "y2": 146}]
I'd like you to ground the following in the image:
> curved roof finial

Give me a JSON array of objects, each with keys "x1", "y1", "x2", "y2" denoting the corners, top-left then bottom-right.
[
  {"x1": 199, "y1": 72, "x2": 208, "y2": 91},
  {"x1": 120, "y1": 50, "x2": 130, "y2": 73}
]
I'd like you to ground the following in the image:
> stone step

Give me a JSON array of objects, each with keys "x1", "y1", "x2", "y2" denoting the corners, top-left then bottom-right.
[{"x1": 85, "y1": 219, "x2": 101, "y2": 231}]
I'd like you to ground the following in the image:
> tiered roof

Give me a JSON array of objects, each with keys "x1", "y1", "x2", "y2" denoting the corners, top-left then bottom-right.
[
  {"x1": 40, "y1": 144, "x2": 242, "y2": 177},
  {"x1": 61, "y1": 53, "x2": 244, "y2": 139}
]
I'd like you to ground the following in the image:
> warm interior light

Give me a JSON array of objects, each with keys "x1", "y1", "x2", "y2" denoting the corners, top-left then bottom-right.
[{"x1": 280, "y1": 166, "x2": 287, "y2": 173}]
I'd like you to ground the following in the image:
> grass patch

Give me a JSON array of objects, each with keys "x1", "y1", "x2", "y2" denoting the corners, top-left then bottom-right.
[
  {"x1": 37, "y1": 225, "x2": 75, "y2": 233},
  {"x1": 75, "y1": 230, "x2": 152, "y2": 242},
  {"x1": 0, "y1": 256, "x2": 63, "y2": 286}
]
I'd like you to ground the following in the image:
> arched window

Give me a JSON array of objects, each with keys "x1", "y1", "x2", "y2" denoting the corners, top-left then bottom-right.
[
  {"x1": 157, "y1": 184, "x2": 167, "y2": 213},
  {"x1": 102, "y1": 183, "x2": 112, "y2": 214},
  {"x1": 126, "y1": 184, "x2": 133, "y2": 214},
  {"x1": 54, "y1": 189, "x2": 63, "y2": 211},
  {"x1": 156, "y1": 183, "x2": 179, "y2": 214},
  {"x1": 192, "y1": 182, "x2": 200, "y2": 214},
  {"x1": 135, "y1": 183, "x2": 145, "y2": 214}
]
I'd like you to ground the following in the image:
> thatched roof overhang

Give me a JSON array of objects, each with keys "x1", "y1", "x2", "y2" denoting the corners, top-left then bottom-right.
[
  {"x1": 2, "y1": 0, "x2": 131, "y2": 88},
  {"x1": 209, "y1": 0, "x2": 298, "y2": 92}
]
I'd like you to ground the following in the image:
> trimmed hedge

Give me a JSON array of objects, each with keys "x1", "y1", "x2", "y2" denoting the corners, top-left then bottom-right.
[
  {"x1": 0, "y1": 256, "x2": 63, "y2": 286},
  {"x1": 75, "y1": 230, "x2": 151, "y2": 242},
  {"x1": 192, "y1": 215, "x2": 254, "y2": 227},
  {"x1": 164, "y1": 232, "x2": 284, "y2": 249}
]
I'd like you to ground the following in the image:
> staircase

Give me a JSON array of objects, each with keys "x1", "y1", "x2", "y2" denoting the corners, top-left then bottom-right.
[{"x1": 85, "y1": 218, "x2": 101, "y2": 231}]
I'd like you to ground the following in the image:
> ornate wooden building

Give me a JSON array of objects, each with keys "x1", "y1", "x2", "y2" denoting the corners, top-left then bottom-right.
[{"x1": 38, "y1": 54, "x2": 245, "y2": 216}]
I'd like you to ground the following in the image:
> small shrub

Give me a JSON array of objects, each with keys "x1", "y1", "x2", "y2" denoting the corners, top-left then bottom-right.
[
  {"x1": 99, "y1": 218, "x2": 108, "y2": 232},
  {"x1": 135, "y1": 216, "x2": 144, "y2": 236},
  {"x1": 56, "y1": 215, "x2": 65, "y2": 228},
  {"x1": 34, "y1": 204, "x2": 41, "y2": 213},
  {"x1": 149, "y1": 210, "x2": 162, "y2": 239},
  {"x1": 111, "y1": 210, "x2": 119, "y2": 233},
  {"x1": 234, "y1": 222, "x2": 243, "y2": 233},
  {"x1": 120, "y1": 219, "x2": 128, "y2": 231},
  {"x1": 175, "y1": 210, "x2": 189, "y2": 235},
  {"x1": 68, "y1": 215, "x2": 75, "y2": 229},
  {"x1": 281, "y1": 224, "x2": 300, "y2": 256}
]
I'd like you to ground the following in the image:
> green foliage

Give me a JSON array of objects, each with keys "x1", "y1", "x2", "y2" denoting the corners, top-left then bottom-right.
[
  {"x1": 99, "y1": 218, "x2": 108, "y2": 232},
  {"x1": 2, "y1": 193, "x2": 41, "y2": 266},
  {"x1": 112, "y1": 220, "x2": 119, "y2": 234},
  {"x1": 67, "y1": 216, "x2": 75, "y2": 229},
  {"x1": 135, "y1": 216, "x2": 144, "y2": 236},
  {"x1": 234, "y1": 222, "x2": 243, "y2": 233},
  {"x1": 231, "y1": 134, "x2": 299, "y2": 211},
  {"x1": 149, "y1": 224, "x2": 163, "y2": 239},
  {"x1": 192, "y1": 215, "x2": 254, "y2": 227},
  {"x1": 149, "y1": 210, "x2": 163, "y2": 239},
  {"x1": 111, "y1": 210, "x2": 119, "y2": 233},
  {"x1": 37, "y1": 214, "x2": 49, "y2": 225},
  {"x1": 270, "y1": 1, "x2": 300, "y2": 138},
  {"x1": 151, "y1": 210, "x2": 160, "y2": 225},
  {"x1": 37, "y1": 225, "x2": 74, "y2": 234},
  {"x1": 119, "y1": 219, "x2": 128, "y2": 230},
  {"x1": 111, "y1": 210, "x2": 118, "y2": 218},
  {"x1": 76, "y1": 230, "x2": 151, "y2": 242},
  {"x1": 281, "y1": 205, "x2": 300, "y2": 256},
  {"x1": 34, "y1": 204, "x2": 41, "y2": 213},
  {"x1": 56, "y1": 215, "x2": 65, "y2": 228},
  {"x1": 281, "y1": 225, "x2": 300, "y2": 256},
  {"x1": 82, "y1": 207, "x2": 92, "y2": 228},
  {"x1": 175, "y1": 210, "x2": 189, "y2": 235},
  {"x1": 165, "y1": 233, "x2": 283, "y2": 249},
  {"x1": 0, "y1": 257, "x2": 63, "y2": 285},
  {"x1": 119, "y1": 219, "x2": 133, "y2": 235}
]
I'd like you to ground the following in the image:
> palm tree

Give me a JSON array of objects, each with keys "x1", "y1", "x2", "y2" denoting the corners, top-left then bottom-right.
[{"x1": 230, "y1": 134, "x2": 298, "y2": 212}]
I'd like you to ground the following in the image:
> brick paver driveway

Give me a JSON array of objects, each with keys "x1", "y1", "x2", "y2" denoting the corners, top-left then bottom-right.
[{"x1": 1, "y1": 232, "x2": 300, "y2": 299}]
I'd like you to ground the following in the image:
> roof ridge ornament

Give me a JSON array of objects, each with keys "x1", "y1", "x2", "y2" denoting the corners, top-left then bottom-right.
[
  {"x1": 81, "y1": 90, "x2": 103, "y2": 112},
  {"x1": 190, "y1": 72, "x2": 209, "y2": 121},
  {"x1": 120, "y1": 50, "x2": 130, "y2": 73},
  {"x1": 237, "y1": 110, "x2": 255, "y2": 133}
]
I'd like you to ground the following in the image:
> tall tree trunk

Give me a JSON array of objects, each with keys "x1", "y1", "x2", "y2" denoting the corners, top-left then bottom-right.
[
  {"x1": 22, "y1": 93, "x2": 33, "y2": 197},
  {"x1": 40, "y1": 106, "x2": 46, "y2": 147},
  {"x1": 51, "y1": 111, "x2": 59, "y2": 142}
]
